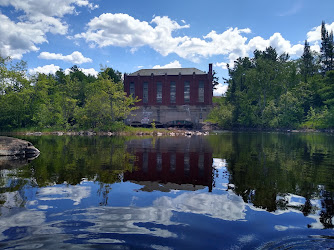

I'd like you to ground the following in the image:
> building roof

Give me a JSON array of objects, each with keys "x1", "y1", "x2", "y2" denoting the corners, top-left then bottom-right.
[{"x1": 128, "y1": 67, "x2": 206, "y2": 76}]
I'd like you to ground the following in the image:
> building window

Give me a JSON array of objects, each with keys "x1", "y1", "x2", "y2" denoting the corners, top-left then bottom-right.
[
  {"x1": 156, "y1": 82, "x2": 162, "y2": 103},
  {"x1": 143, "y1": 152, "x2": 148, "y2": 173},
  {"x1": 184, "y1": 153, "x2": 190, "y2": 175},
  {"x1": 130, "y1": 82, "x2": 135, "y2": 98},
  {"x1": 170, "y1": 82, "x2": 176, "y2": 103},
  {"x1": 184, "y1": 81, "x2": 190, "y2": 103},
  {"x1": 170, "y1": 152, "x2": 176, "y2": 172},
  {"x1": 157, "y1": 153, "x2": 162, "y2": 172},
  {"x1": 198, "y1": 153, "x2": 204, "y2": 176},
  {"x1": 199, "y1": 81, "x2": 204, "y2": 102},
  {"x1": 143, "y1": 82, "x2": 148, "y2": 104}
]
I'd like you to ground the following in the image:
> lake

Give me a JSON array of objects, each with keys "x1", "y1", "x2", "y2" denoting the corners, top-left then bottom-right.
[{"x1": 0, "y1": 132, "x2": 334, "y2": 249}]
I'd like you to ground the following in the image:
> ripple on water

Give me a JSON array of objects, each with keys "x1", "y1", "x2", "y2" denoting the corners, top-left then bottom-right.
[{"x1": 257, "y1": 235, "x2": 334, "y2": 249}]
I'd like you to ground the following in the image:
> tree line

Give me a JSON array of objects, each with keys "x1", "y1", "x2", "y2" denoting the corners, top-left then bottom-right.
[
  {"x1": 209, "y1": 21, "x2": 334, "y2": 129},
  {"x1": 0, "y1": 59, "x2": 138, "y2": 131}
]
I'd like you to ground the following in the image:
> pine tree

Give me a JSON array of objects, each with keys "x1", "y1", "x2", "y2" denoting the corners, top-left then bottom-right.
[
  {"x1": 301, "y1": 40, "x2": 315, "y2": 82},
  {"x1": 321, "y1": 21, "x2": 334, "y2": 74}
]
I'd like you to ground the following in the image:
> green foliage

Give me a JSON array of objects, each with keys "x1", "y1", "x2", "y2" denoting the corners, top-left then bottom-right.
[
  {"x1": 207, "y1": 97, "x2": 233, "y2": 128},
  {"x1": 219, "y1": 32, "x2": 334, "y2": 129},
  {"x1": 15, "y1": 136, "x2": 136, "y2": 187},
  {"x1": 300, "y1": 40, "x2": 319, "y2": 82},
  {"x1": 208, "y1": 132, "x2": 334, "y2": 217},
  {"x1": 302, "y1": 106, "x2": 334, "y2": 129},
  {"x1": 0, "y1": 56, "x2": 137, "y2": 131},
  {"x1": 321, "y1": 21, "x2": 334, "y2": 74},
  {"x1": 151, "y1": 120, "x2": 156, "y2": 129}
]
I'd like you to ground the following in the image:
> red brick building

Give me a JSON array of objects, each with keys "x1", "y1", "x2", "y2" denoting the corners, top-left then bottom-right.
[{"x1": 124, "y1": 64, "x2": 213, "y2": 127}]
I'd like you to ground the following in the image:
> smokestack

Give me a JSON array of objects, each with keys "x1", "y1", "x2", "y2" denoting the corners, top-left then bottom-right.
[{"x1": 209, "y1": 63, "x2": 212, "y2": 75}]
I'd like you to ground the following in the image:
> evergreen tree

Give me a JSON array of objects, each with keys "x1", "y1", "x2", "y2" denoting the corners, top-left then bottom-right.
[
  {"x1": 301, "y1": 40, "x2": 316, "y2": 82},
  {"x1": 321, "y1": 21, "x2": 334, "y2": 74}
]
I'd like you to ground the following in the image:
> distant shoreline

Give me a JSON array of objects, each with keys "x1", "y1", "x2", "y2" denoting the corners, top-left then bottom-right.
[
  {"x1": 0, "y1": 129, "x2": 210, "y2": 137},
  {"x1": 1, "y1": 127, "x2": 333, "y2": 137}
]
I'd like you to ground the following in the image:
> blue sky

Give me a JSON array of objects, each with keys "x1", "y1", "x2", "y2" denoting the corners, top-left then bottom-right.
[{"x1": 1, "y1": 0, "x2": 334, "y2": 95}]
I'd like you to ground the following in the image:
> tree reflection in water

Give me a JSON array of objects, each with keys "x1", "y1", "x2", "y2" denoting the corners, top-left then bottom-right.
[
  {"x1": 0, "y1": 133, "x2": 334, "y2": 231},
  {"x1": 208, "y1": 132, "x2": 334, "y2": 229}
]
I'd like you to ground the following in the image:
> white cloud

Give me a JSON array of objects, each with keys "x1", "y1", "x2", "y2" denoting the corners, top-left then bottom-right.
[
  {"x1": 310, "y1": 43, "x2": 321, "y2": 53},
  {"x1": 153, "y1": 60, "x2": 181, "y2": 69},
  {"x1": 75, "y1": 14, "x2": 190, "y2": 58},
  {"x1": 0, "y1": 13, "x2": 44, "y2": 59},
  {"x1": 213, "y1": 158, "x2": 227, "y2": 169},
  {"x1": 64, "y1": 67, "x2": 98, "y2": 77},
  {"x1": 75, "y1": 13, "x2": 252, "y2": 63},
  {"x1": 0, "y1": 0, "x2": 97, "y2": 58},
  {"x1": 75, "y1": 13, "x2": 310, "y2": 65},
  {"x1": 0, "y1": 0, "x2": 97, "y2": 18},
  {"x1": 29, "y1": 64, "x2": 98, "y2": 77},
  {"x1": 214, "y1": 62, "x2": 228, "y2": 70},
  {"x1": 307, "y1": 22, "x2": 334, "y2": 43},
  {"x1": 29, "y1": 64, "x2": 60, "y2": 75},
  {"x1": 78, "y1": 67, "x2": 98, "y2": 76},
  {"x1": 214, "y1": 83, "x2": 228, "y2": 96},
  {"x1": 154, "y1": 191, "x2": 246, "y2": 221},
  {"x1": 75, "y1": 0, "x2": 99, "y2": 9},
  {"x1": 37, "y1": 185, "x2": 90, "y2": 205},
  {"x1": 247, "y1": 32, "x2": 305, "y2": 58},
  {"x1": 38, "y1": 51, "x2": 92, "y2": 64}
]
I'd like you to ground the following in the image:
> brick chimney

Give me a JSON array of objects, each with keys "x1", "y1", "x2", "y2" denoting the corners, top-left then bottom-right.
[{"x1": 209, "y1": 63, "x2": 212, "y2": 75}]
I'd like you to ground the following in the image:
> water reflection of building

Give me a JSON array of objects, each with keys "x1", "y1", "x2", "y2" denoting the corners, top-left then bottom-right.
[{"x1": 124, "y1": 137, "x2": 213, "y2": 192}]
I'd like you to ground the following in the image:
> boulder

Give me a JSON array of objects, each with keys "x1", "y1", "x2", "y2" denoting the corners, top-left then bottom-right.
[{"x1": 0, "y1": 136, "x2": 40, "y2": 157}]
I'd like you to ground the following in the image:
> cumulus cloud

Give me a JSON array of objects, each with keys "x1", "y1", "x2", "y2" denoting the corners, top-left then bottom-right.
[
  {"x1": 64, "y1": 67, "x2": 98, "y2": 77},
  {"x1": 74, "y1": 13, "x2": 253, "y2": 63},
  {"x1": 75, "y1": 13, "x2": 313, "y2": 65},
  {"x1": 0, "y1": 0, "x2": 97, "y2": 58},
  {"x1": 214, "y1": 84, "x2": 228, "y2": 96},
  {"x1": 154, "y1": 191, "x2": 246, "y2": 221},
  {"x1": 77, "y1": 67, "x2": 98, "y2": 76},
  {"x1": 37, "y1": 185, "x2": 91, "y2": 205},
  {"x1": 74, "y1": 14, "x2": 190, "y2": 56},
  {"x1": 0, "y1": 0, "x2": 98, "y2": 18},
  {"x1": 29, "y1": 64, "x2": 98, "y2": 77},
  {"x1": 153, "y1": 60, "x2": 181, "y2": 69},
  {"x1": 307, "y1": 21, "x2": 334, "y2": 43},
  {"x1": 246, "y1": 33, "x2": 305, "y2": 58},
  {"x1": 29, "y1": 64, "x2": 60, "y2": 75},
  {"x1": 0, "y1": 14, "x2": 45, "y2": 59},
  {"x1": 38, "y1": 51, "x2": 92, "y2": 64},
  {"x1": 214, "y1": 62, "x2": 228, "y2": 70}
]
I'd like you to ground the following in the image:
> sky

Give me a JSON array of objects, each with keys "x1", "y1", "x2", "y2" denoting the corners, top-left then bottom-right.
[{"x1": 1, "y1": 0, "x2": 334, "y2": 96}]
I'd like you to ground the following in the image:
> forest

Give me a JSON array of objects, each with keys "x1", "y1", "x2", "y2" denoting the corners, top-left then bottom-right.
[
  {"x1": 0, "y1": 59, "x2": 137, "y2": 131},
  {"x1": 209, "y1": 22, "x2": 334, "y2": 129}
]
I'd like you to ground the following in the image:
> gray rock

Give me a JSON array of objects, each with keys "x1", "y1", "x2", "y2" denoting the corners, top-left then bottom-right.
[{"x1": 0, "y1": 136, "x2": 40, "y2": 156}]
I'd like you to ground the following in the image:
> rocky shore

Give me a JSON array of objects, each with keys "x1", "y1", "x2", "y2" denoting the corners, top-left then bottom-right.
[{"x1": 22, "y1": 129, "x2": 210, "y2": 137}]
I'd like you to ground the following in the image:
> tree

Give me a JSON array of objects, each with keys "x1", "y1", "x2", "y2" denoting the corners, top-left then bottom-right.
[
  {"x1": 74, "y1": 75, "x2": 138, "y2": 130},
  {"x1": 300, "y1": 40, "x2": 318, "y2": 82},
  {"x1": 212, "y1": 70, "x2": 219, "y2": 90},
  {"x1": 321, "y1": 21, "x2": 334, "y2": 74},
  {"x1": 99, "y1": 66, "x2": 122, "y2": 83}
]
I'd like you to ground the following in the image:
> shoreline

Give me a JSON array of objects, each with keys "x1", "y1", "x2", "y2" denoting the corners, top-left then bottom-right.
[
  {"x1": 1, "y1": 129, "x2": 210, "y2": 137},
  {"x1": 1, "y1": 127, "x2": 334, "y2": 137}
]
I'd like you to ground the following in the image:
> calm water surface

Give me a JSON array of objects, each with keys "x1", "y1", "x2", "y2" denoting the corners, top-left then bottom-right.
[{"x1": 0, "y1": 132, "x2": 334, "y2": 249}]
